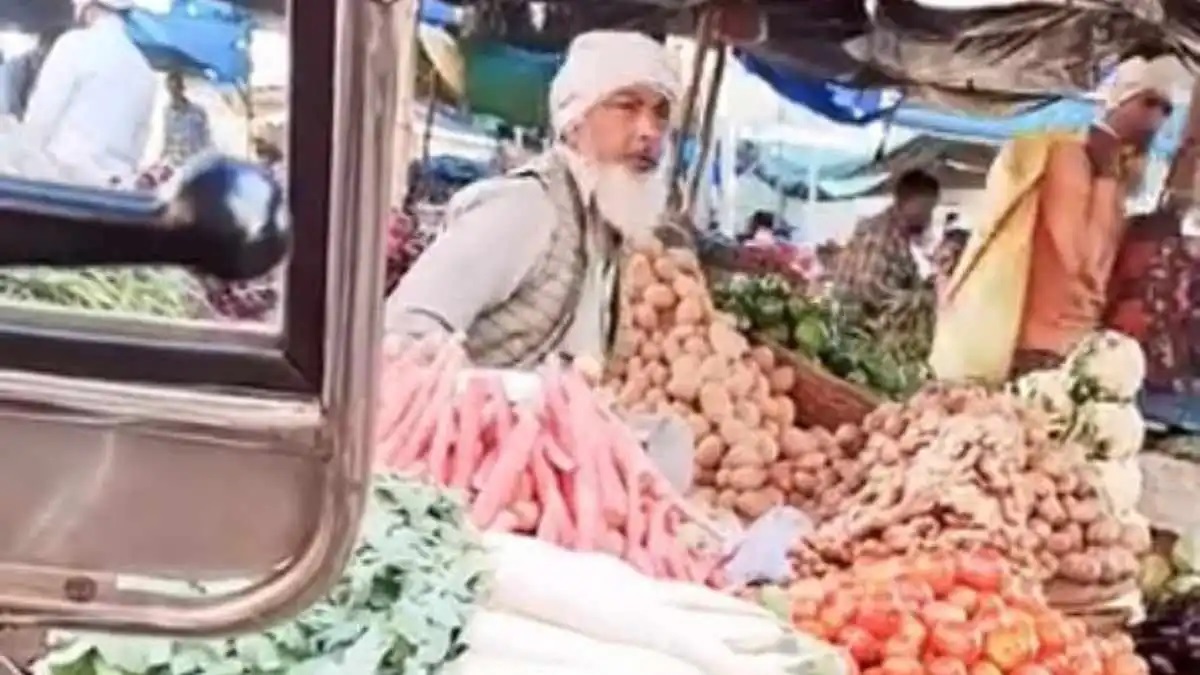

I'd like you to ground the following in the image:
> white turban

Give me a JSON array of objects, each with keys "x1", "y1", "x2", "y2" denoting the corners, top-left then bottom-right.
[
  {"x1": 74, "y1": 0, "x2": 134, "y2": 16},
  {"x1": 1103, "y1": 55, "x2": 1178, "y2": 111},
  {"x1": 549, "y1": 31, "x2": 681, "y2": 135}
]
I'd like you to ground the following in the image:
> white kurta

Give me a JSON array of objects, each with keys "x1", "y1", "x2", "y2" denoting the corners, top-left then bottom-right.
[{"x1": 23, "y1": 16, "x2": 157, "y2": 184}]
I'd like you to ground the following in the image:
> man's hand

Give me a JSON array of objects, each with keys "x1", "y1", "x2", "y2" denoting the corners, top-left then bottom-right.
[{"x1": 1086, "y1": 127, "x2": 1123, "y2": 178}]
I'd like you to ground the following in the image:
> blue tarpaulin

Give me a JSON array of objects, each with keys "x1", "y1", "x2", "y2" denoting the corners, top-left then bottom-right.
[
  {"x1": 739, "y1": 51, "x2": 1187, "y2": 160},
  {"x1": 124, "y1": 0, "x2": 253, "y2": 85}
]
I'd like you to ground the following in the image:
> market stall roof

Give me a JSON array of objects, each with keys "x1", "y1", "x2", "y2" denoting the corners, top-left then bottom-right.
[{"x1": 446, "y1": 0, "x2": 1199, "y2": 113}]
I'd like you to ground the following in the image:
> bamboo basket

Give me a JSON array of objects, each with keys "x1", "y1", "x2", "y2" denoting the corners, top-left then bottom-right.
[{"x1": 758, "y1": 337, "x2": 881, "y2": 431}]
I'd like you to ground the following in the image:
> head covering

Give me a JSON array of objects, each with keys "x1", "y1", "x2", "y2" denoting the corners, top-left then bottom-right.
[
  {"x1": 549, "y1": 31, "x2": 680, "y2": 136},
  {"x1": 1103, "y1": 55, "x2": 1178, "y2": 111}
]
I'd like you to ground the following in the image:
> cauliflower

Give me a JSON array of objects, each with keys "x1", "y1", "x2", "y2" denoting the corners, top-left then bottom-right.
[
  {"x1": 1065, "y1": 330, "x2": 1146, "y2": 402},
  {"x1": 1069, "y1": 401, "x2": 1146, "y2": 460},
  {"x1": 1012, "y1": 368, "x2": 1076, "y2": 434},
  {"x1": 1092, "y1": 457, "x2": 1143, "y2": 515}
]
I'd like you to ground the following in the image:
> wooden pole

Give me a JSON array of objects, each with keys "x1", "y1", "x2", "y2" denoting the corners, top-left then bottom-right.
[
  {"x1": 1161, "y1": 80, "x2": 1200, "y2": 209},
  {"x1": 391, "y1": 0, "x2": 421, "y2": 207},
  {"x1": 665, "y1": 10, "x2": 715, "y2": 213}
]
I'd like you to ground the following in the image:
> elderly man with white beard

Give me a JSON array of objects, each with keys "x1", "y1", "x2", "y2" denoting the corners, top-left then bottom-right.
[{"x1": 385, "y1": 31, "x2": 680, "y2": 367}]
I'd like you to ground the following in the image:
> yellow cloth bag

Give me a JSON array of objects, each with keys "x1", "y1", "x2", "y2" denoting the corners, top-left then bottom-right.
[{"x1": 929, "y1": 132, "x2": 1081, "y2": 384}]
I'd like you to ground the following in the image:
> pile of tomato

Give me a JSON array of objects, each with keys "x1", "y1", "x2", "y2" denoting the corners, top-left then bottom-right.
[{"x1": 787, "y1": 549, "x2": 1147, "y2": 675}]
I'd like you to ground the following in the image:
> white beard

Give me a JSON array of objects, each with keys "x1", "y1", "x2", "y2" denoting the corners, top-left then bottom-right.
[{"x1": 592, "y1": 163, "x2": 668, "y2": 244}]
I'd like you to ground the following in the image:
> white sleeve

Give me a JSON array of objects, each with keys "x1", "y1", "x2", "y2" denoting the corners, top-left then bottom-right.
[
  {"x1": 22, "y1": 33, "x2": 84, "y2": 144},
  {"x1": 384, "y1": 177, "x2": 555, "y2": 338}
]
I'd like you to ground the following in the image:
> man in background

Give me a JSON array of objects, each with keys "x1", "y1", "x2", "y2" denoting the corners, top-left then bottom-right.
[
  {"x1": 161, "y1": 72, "x2": 212, "y2": 168},
  {"x1": 932, "y1": 54, "x2": 1176, "y2": 380},
  {"x1": 23, "y1": 0, "x2": 156, "y2": 185},
  {"x1": 831, "y1": 169, "x2": 941, "y2": 313}
]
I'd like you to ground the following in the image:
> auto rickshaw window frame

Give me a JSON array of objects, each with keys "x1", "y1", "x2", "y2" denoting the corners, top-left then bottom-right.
[{"x1": 0, "y1": 0, "x2": 333, "y2": 395}]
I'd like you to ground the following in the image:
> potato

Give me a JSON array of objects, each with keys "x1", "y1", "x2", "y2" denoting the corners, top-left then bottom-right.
[
  {"x1": 734, "y1": 489, "x2": 780, "y2": 520},
  {"x1": 796, "y1": 452, "x2": 828, "y2": 471},
  {"x1": 780, "y1": 427, "x2": 816, "y2": 458},
  {"x1": 625, "y1": 254, "x2": 654, "y2": 290},
  {"x1": 833, "y1": 424, "x2": 862, "y2": 449},
  {"x1": 666, "y1": 373, "x2": 701, "y2": 401},
  {"x1": 767, "y1": 463, "x2": 794, "y2": 491},
  {"x1": 768, "y1": 366, "x2": 797, "y2": 394},
  {"x1": 757, "y1": 435, "x2": 781, "y2": 463},
  {"x1": 632, "y1": 304, "x2": 658, "y2": 330},
  {"x1": 734, "y1": 401, "x2": 764, "y2": 428},
  {"x1": 709, "y1": 322, "x2": 749, "y2": 358},
  {"x1": 772, "y1": 396, "x2": 797, "y2": 427},
  {"x1": 683, "y1": 336, "x2": 712, "y2": 357},
  {"x1": 1085, "y1": 517, "x2": 1122, "y2": 546},
  {"x1": 722, "y1": 443, "x2": 762, "y2": 468},
  {"x1": 716, "y1": 489, "x2": 738, "y2": 510},
  {"x1": 691, "y1": 487, "x2": 717, "y2": 505},
  {"x1": 1120, "y1": 522, "x2": 1151, "y2": 554},
  {"x1": 693, "y1": 469, "x2": 717, "y2": 486},
  {"x1": 685, "y1": 413, "x2": 710, "y2": 438},
  {"x1": 645, "y1": 361, "x2": 668, "y2": 386},
  {"x1": 651, "y1": 255, "x2": 678, "y2": 282},
  {"x1": 717, "y1": 417, "x2": 751, "y2": 447},
  {"x1": 698, "y1": 383, "x2": 733, "y2": 419},
  {"x1": 727, "y1": 467, "x2": 769, "y2": 490},
  {"x1": 749, "y1": 346, "x2": 775, "y2": 371},
  {"x1": 672, "y1": 274, "x2": 703, "y2": 299},
  {"x1": 1045, "y1": 532, "x2": 1076, "y2": 555},
  {"x1": 694, "y1": 434, "x2": 724, "y2": 469},
  {"x1": 1056, "y1": 553, "x2": 1103, "y2": 584},
  {"x1": 791, "y1": 470, "x2": 820, "y2": 496},
  {"x1": 675, "y1": 298, "x2": 705, "y2": 325},
  {"x1": 665, "y1": 247, "x2": 699, "y2": 271},
  {"x1": 1064, "y1": 496, "x2": 1100, "y2": 525},
  {"x1": 727, "y1": 364, "x2": 756, "y2": 398},
  {"x1": 644, "y1": 283, "x2": 678, "y2": 309},
  {"x1": 1035, "y1": 496, "x2": 1068, "y2": 526},
  {"x1": 714, "y1": 469, "x2": 730, "y2": 487}
]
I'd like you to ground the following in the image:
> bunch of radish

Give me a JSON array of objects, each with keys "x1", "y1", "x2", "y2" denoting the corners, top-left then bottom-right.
[
  {"x1": 375, "y1": 337, "x2": 725, "y2": 585},
  {"x1": 607, "y1": 239, "x2": 800, "y2": 521}
]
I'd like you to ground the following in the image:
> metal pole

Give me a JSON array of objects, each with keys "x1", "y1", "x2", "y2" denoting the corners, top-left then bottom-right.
[
  {"x1": 391, "y1": 0, "x2": 422, "y2": 206},
  {"x1": 1161, "y1": 80, "x2": 1200, "y2": 209},
  {"x1": 665, "y1": 10, "x2": 715, "y2": 213},
  {"x1": 685, "y1": 45, "x2": 727, "y2": 217}
]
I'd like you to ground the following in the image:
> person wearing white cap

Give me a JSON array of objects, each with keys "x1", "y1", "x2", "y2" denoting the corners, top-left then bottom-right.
[
  {"x1": 931, "y1": 54, "x2": 1177, "y2": 382},
  {"x1": 386, "y1": 30, "x2": 681, "y2": 367},
  {"x1": 20, "y1": 0, "x2": 156, "y2": 186}
]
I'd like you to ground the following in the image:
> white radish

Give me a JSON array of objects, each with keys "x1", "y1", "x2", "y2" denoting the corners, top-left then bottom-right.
[
  {"x1": 484, "y1": 534, "x2": 765, "y2": 675},
  {"x1": 463, "y1": 609, "x2": 702, "y2": 675}
]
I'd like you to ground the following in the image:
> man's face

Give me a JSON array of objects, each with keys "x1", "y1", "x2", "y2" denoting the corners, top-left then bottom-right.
[
  {"x1": 573, "y1": 85, "x2": 670, "y2": 174},
  {"x1": 895, "y1": 193, "x2": 938, "y2": 237},
  {"x1": 1109, "y1": 91, "x2": 1172, "y2": 149}
]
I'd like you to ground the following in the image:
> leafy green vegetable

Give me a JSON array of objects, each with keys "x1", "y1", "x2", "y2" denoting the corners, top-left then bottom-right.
[
  {"x1": 0, "y1": 268, "x2": 202, "y2": 318},
  {"x1": 36, "y1": 475, "x2": 488, "y2": 675},
  {"x1": 713, "y1": 274, "x2": 931, "y2": 399}
]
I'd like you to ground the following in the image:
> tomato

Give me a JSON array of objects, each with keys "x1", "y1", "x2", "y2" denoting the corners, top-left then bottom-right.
[
  {"x1": 819, "y1": 595, "x2": 857, "y2": 634},
  {"x1": 839, "y1": 625, "x2": 884, "y2": 667},
  {"x1": 1062, "y1": 618, "x2": 1089, "y2": 645},
  {"x1": 925, "y1": 656, "x2": 969, "y2": 675},
  {"x1": 1104, "y1": 654, "x2": 1149, "y2": 675},
  {"x1": 880, "y1": 656, "x2": 924, "y2": 675},
  {"x1": 1102, "y1": 634, "x2": 1135, "y2": 656},
  {"x1": 973, "y1": 594, "x2": 1008, "y2": 620},
  {"x1": 912, "y1": 552, "x2": 959, "y2": 597},
  {"x1": 957, "y1": 549, "x2": 1006, "y2": 592},
  {"x1": 1034, "y1": 614, "x2": 1070, "y2": 656},
  {"x1": 969, "y1": 663, "x2": 1003, "y2": 675},
  {"x1": 928, "y1": 620, "x2": 982, "y2": 662},
  {"x1": 921, "y1": 602, "x2": 970, "y2": 626},
  {"x1": 895, "y1": 578, "x2": 936, "y2": 607},
  {"x1": 1010, "y1": 666, "x2": 1053, "y2": 675},
  {"x1": 946, "y1": 587, "x2": 979, "y2": 615},
  {"x1": 983, "y1": 623, "x2": 1040, "y2": 670},
  {"x1": 857, "y1": 599, "x2": 905, "y2": 640},
  {"x1": 895, "y1": 615, "x2": 929, "y2": 646},
  {"x1": 882, "y1": 636, "x2": 923, "y2": 661},
  {"x1": 1041, "y1": 652, "x2": 1074, "y2": 675}
]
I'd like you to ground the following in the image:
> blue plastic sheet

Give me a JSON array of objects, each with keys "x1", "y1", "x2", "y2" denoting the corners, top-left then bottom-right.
[{"x1": 124, "y1": 0, "x2": 252, "y2": 85}]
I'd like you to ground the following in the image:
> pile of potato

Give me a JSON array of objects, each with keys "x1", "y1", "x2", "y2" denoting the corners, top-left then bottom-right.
[
  {"x1": 607, "y1": 240, "x2": 799, "y2": 520},
  {"x1": 787, "y1": 385, "x2": 1150, "y2": 596}
]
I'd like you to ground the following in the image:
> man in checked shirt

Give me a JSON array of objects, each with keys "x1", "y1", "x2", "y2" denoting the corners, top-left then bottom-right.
[{"x1": 831, "y1": 169, "x2": 941, "y2": 314}]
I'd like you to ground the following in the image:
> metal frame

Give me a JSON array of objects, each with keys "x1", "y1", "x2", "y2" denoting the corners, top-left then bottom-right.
[
  {"x1": 0, "y1": 0, "x2": 400, "y2": 635},
  {"x1": 0, "y1": 0, "x2": 336, "y2": 395}
]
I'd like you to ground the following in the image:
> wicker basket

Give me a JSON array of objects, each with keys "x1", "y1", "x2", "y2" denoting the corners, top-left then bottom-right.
[{"x1": 758, "y1": 337, "x2": 881, "y2": 431}]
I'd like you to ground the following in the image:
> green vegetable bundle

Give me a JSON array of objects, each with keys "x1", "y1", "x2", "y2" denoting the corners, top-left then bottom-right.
[
  {"x1": 713, "y1": 274, "x2": 931, "y2": 399},
  {"x1": 37, "y1": 475, "x2": 489, "y2": 675},
  {"x1": 0, "y1": 268, "x2": 200, "y2": 319}
]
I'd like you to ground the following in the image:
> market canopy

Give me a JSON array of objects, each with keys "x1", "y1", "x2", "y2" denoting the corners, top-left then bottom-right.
[{"x1": 442, "y1": 0, "x2": 1200, "y2": 113}]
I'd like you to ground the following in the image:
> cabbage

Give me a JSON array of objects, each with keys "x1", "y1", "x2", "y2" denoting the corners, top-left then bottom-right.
[
  {"x1": 1172, "y1": 528, "x2": 1200, "y2": 574},
  {"x1": 1065, "y1": 330, "x2": 1146, "y2": 402},
  {"x1": 1069, "y1": 401, "x2": 1146, "y2": 460}
]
